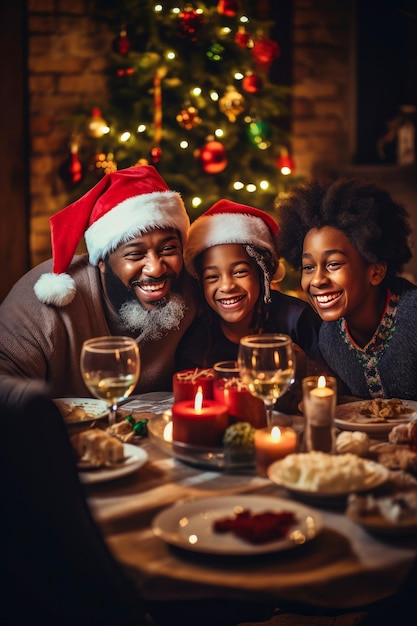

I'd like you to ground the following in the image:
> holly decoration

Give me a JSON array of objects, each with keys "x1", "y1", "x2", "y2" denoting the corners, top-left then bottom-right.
[
  {"x1": 112, "y1": 28, "x2": 131, "y2": 55},
  {"x1": 195, "y1": 139, "x2": 228, "y2": 173},
  {"x1": 219, "y1": 85, "x2": 245, "y2": 122},
  {"x1": 176, "y1": 105, "x2": 202, "y2": 130}
]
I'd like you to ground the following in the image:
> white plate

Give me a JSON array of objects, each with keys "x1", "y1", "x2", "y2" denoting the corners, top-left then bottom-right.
[
  {"x1": 267, "y1": 457, "x2": 390, "y2": 500},
  {"x1": 53, "y1": 397, "x2": 109, "y2": 425},
  {"x1": 347, "y1": 507, "x2": 417, "y2": 536},
  {"x1": 78, "y1": 443, "x2": 148, "y2": 484},
  {"x1": 335, "y1": 399, "x2": 417, "y2": 436},
  {"x1": 152, "y1": 494, "x2": 322, "y2": 555}
]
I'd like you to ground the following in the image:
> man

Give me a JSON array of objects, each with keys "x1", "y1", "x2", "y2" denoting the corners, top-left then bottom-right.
[{"x1": 0, "y1": 165, "x2": 197, "y2": 398}]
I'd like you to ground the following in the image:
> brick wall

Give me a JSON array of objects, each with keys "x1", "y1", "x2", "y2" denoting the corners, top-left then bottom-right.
[
  {"x1": 28, "y1": 0, "x2": 112, "y2": 267},
  {"x1": 28, "y1": 0, "x2": 354, "y2": 266}
]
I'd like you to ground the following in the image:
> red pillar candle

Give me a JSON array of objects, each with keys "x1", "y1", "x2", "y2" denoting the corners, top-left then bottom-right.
[
  {"x1": 172, "y1": 387, "x2": 228, "y2": 447},
  {"x1": 213, "y1": 378, "x2": 266, "y2": 428},
  {"x1": 172, "y1": 368, "x2": 215, "y2": 402},
  {"x1": 254, "y1": 426, "x2": 297, "y2": 475}
]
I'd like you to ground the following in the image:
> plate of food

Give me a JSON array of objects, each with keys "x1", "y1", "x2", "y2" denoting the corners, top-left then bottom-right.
[
  {"x1": 346, "y1": 492, "x2": 417, "y2": 535},
  {"x1": 152, "y1": 494, "x2": 322, "y2": 555},
  {"x1": 335, "y1": 398, "x2": 417, "y2": 436},
  {"x1": 53, "y1": 397, "x2": 109, "y2": 425},
  {"x1": 267, "y1": 451, "x2": 390, "y2": 501},
  {"x1": 77, "y1": 443, "x2": 148, "y2": 484}
]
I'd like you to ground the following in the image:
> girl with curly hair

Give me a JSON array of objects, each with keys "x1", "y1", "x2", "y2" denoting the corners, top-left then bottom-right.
[{"x1": 275, "y1": 177, "x2": 417, "y2": 399}]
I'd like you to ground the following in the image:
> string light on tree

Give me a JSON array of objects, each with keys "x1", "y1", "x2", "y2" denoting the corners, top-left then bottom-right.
[{"x1": 62, "y1": 1, "x2": 296, "y2": 218}]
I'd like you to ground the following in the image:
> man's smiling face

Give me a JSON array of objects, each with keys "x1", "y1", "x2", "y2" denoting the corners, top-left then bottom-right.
[{"x1": 99, "y1": 227, "x2": 184, "y2": 311}]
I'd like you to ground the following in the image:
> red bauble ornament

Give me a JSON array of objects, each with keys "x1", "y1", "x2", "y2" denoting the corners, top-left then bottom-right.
[
  {"x1": 252, "y1": 38, "x2": 281, "y2": 67},
  {"x1": 177, "y1": 7, "x2": 204, "y2": 42},
  {"x1": 217, "y1": 0, "x2": 241, "y2": 17},
  {"x1": 112, "y1": 29, "x2": 131, "y2": 55},
  {"x1": 235, "y1": 26, "x2": 251, "y2": 48},
  {"x1": 242, "y1": 72, "x2": 263, "y2": 94},
  {"x1": 195, "y1": 140, "x2": 228, "y2": 174},
  {"x1": 150, "y1": 146, "x2": 162, "y2": 164}
]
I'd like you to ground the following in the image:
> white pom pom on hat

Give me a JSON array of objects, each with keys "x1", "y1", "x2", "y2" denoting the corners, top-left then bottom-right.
[
  {"x1": 184, "y1": 198, "x2": 280, "y2": 277},
  {"x1": 34, "y1": 165, "x2": 189, "y2": 307}
]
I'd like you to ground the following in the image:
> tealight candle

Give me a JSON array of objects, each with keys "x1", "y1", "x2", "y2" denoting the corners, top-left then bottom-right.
[
  {"x1": 172, "y1": 368, "x2": 215, "y2": 402},
  {"x1": 303, "y1": 375, "x2": 337, "y2": 453},
  {"x1": 254, "y1": 425, "x2": 297, "y2": 475},
  {"x1": 171, "y1": 386, "x2": 228, "y2": 447}
]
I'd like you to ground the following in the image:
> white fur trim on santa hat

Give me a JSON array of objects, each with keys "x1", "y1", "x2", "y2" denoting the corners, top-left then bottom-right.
[
  {"x1": 184, "y1": 212, "x2": 277, "y2": 276},
  {"x1": 86, "y1": 190, "x2": 189, "y2": 265},
  {"x1": 34, "y1": 272, "x2": 76, "y2": 306}
]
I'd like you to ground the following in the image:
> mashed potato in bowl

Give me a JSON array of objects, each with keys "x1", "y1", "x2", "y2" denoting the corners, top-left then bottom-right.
[{"x1": 268, "y1": 451, "x2": 387, "y2": 494}]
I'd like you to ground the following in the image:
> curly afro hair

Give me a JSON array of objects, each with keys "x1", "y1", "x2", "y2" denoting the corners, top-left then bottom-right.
[{"x1": 275, "y1": 177, "x2": 413, "y2": 281}]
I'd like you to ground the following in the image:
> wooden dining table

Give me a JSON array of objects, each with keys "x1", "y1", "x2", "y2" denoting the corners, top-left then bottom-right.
[{"x1": 81, "y1": 392, "x2": 417, "y2": 613}]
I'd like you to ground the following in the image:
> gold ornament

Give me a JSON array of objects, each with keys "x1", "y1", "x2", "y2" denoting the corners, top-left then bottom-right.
[
  {"x1": 176, "y1": 105, "x2": 202, "y2": 130},
  {"x1": 219, "y1": 86, "x2": 245, "y2": 122}
]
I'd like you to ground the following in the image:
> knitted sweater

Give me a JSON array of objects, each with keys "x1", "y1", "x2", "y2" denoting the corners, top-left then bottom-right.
[
  {"x1": 319, "y1": 277, "x2": 417, "y2": 399},
  {"x1": 0, "y1": 255, "x2": 197, "y2": 399}
]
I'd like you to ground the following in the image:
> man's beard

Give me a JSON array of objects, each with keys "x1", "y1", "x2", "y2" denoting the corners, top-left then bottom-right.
[
  {"x1": 102, "y1": 259, "x2": 187, "y2": 342},
  {"x1": 119, "y1": 293, "x2": 187, "y2": 342}
]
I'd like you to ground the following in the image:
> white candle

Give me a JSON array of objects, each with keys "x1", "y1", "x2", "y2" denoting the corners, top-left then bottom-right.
[
  {"x1": 303, "y1": 375, "x2": 337, "y2": 453},
  {"x1": 309, "y1": 375, "x2": 334, "y2": 426}
]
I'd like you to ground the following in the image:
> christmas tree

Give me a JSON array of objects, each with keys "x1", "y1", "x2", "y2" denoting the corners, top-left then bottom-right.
[{"x1": 62, "y1": 0, "x2": 301, "y2": 224}]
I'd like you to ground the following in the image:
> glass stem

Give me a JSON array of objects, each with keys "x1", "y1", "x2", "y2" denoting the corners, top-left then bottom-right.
[
  {"x1": 265, "y1": 402, "x2": 274, "y2": 428},
  {"x1": 108, "y1": 403, "x2": 117, "y2": 427}
]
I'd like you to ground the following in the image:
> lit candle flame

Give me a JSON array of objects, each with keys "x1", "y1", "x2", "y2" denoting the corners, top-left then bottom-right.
[
  {"x1": 271, "y1": 426, "x2": 282, "y2": 441},
  {"x1": 194, "y1": 385, "x2": 203, "y2": 410},
  {"x1": 318, "y1": 375, "x2": 326, "y2": 389}
]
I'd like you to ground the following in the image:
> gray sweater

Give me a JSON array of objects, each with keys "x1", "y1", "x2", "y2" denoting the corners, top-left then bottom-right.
[{"x1": 0, "y1": 255, "x2": 196, "y2": 400}]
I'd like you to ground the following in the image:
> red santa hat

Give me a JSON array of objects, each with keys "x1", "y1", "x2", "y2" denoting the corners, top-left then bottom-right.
[
  {"x1": 34, "y1": 165, "x2": 189, "y2": 307},
  {"x1": 184, "y1": 199, "x2": 282, "y2": 302},
  {"x1": 184, "y1": 199, "x2": 280, "y2": 276}
]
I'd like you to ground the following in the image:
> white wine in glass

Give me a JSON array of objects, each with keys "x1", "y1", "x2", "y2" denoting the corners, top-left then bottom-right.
[
  {"x1": 237, "y1": 334, "x2": 295, "y2": 427},
  {"x1": 80, "y1": 336, "x2": 140, "y2": 426}
]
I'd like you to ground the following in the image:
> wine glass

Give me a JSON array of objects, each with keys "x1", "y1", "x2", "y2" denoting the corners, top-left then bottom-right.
[
  {"x1": 80, "y1": 336, "x2": 140, "y2": 427},
  {"x1": 237, "y1": 334, "x2": 296, "y2": 427}
]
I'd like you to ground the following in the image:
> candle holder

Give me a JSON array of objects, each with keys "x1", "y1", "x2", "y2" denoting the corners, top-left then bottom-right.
[
  {"x1": 212, "y1": 360, "x2": 267, "y2": 428},
  {"x1": 302, "y1": 375, "x2": 337, "y2": 454},
  {"x1": 254, "y1": 425, "x2": 297, "y2": 476}
]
